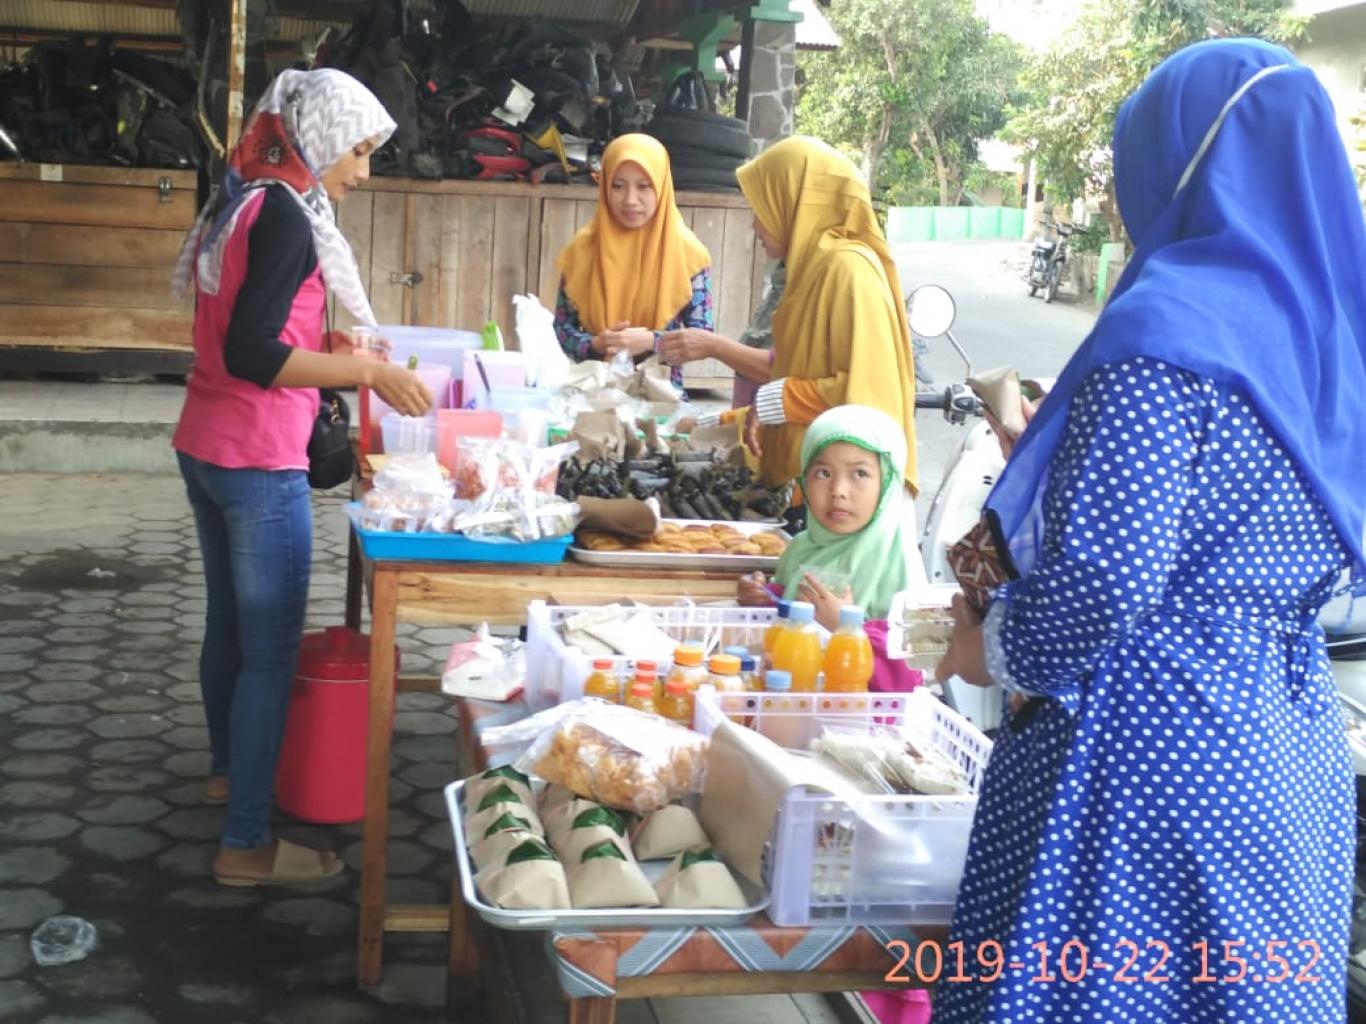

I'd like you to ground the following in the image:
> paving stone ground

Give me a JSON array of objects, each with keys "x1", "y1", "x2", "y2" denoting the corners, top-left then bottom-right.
[{"x1": 0, "y1": 473, "x2": 842, "y2": 1024}]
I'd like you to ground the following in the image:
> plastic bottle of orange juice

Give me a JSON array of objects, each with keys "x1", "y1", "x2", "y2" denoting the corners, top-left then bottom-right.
[
  {"x1": 666, "y1": 645, "x2": 708, "y2": 694},
  {"x1": 772, "y1": 601, "x2": 823, "y2": 692},
  {"x1": 624, "y1": 679, "x2": 659, "y2": 716},
  {"x1": 631, "y1": 666, "x2": 660, "y2": 702},
  {"x1": 582, "y1": 659, "x2": 620, "y2": 702},
  {"x1": 658, "y1": 678, "x2": 695, "y2": 728},
  {"x1": 762, "y1": 600, "x2": 792, "y2": 668},
  {"x1": 823, "y1": 607, "x2": 875, "y2": 693}
]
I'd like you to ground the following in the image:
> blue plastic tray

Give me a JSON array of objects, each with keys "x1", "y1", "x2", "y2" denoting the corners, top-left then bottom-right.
[{"x1": 346, "y1": 504, "x2": 571, "y2": 564}]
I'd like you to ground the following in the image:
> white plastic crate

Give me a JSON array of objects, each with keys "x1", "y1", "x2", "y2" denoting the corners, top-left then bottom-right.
[
  {"x1": 524, "y1": 600, "x2": 781, "y2": 710},
  {"x1": 695, "y1": 686, "x2": 991, "y2": 926}
]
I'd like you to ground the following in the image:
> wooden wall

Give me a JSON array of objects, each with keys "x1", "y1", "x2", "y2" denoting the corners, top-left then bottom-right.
[{"x1": 0, "y1": 164, "x2": 197, "y2": 353}]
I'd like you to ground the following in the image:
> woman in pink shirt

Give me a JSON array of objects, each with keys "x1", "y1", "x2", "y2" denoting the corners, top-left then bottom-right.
[{"x1": 172, "y1": 69, "x2": 428, "y2": 887}]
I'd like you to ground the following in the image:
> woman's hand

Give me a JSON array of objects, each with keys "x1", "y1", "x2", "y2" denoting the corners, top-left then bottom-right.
[
  {"x1": 797, "y1": 574, "x2": 852, "y2": 632},
  {"x1": 737, "y1": 571, "x2": 775, "y2": 607},
  {"x1": 743, "y1": 405, "x2": 763, "y2": 458},
  {"x1": 656, "y1": 328, "x2": 714, "y2": 367},
  {"x1": 935, "y1": 593, "x2": 992, "y2": 686},
  {"x1": 984, "y1": 394, "x2": 1039, "y2": 461},
  {"x1": 592, "y1": 322, "x2": 655, "y2": 359},
  {"x1": 368, "y1": 362, "x2": 432, "y2": 417}
]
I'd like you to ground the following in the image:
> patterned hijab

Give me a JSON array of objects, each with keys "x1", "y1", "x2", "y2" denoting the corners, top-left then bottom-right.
[
  {"x1": 172, "y1": 69, "x2": 395, "y2": 326},
  {"x1": 985, "y1": 40, "x2": 1366, "y2": 594},
  {"x1": 556, "y1": 133, "x2": 711, "y2": 335},
  {"x1": 774, "y1": 405, "x2": 916, "y2": 619}
]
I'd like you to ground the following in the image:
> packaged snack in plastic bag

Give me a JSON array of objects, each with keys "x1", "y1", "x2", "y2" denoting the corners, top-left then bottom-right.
[
  {"x1": 356, "y1": 453, "x2": 453, "y2": 531},
  {"x1": 516, "y1": 702, "x2": 708, "y2": 814}
]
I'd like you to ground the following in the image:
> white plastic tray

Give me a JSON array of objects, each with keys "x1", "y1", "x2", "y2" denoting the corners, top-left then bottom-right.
[
  {"x1": 569, "y1": 519, "x2": 790, "y2": 572},
  {"x1": 446, "y1": 781, "x2": 771, "y2": 930}
]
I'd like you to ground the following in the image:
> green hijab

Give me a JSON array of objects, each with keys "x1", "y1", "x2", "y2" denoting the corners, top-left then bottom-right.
[{"x1": 774, "y1": 405, "x2": 914, "y2": 619}]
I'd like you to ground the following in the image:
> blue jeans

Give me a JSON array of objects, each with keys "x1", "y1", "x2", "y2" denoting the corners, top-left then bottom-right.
[{"x1": 178, "y1": 452, "x2": 312, "y2": 849}]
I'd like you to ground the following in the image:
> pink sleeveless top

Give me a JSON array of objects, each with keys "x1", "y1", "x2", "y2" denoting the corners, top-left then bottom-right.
[{"x1": 173, "y1": 190, "x2": 326, "y2": 471}]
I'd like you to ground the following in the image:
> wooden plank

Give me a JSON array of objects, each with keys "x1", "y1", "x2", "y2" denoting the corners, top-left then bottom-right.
[
  {"x1": 537, "y1": 197, "x2": 580, "y2": 309},
  {"x1": 0, "y1": 306, "x2": 192, "y2": 348},
  {"x1": 382, "y1": 905, "x2": 449, "y2": 932},
  {"x1": 335, "y1": 190, "x2": 375, "y2": 331},
  {"x1": 436, "y1": 194, "x2": 463, "y2": 330},
  {"x1": 490, "y1": 196, "x2": 531, "y2": 343},
  {"x1": 369, "y1": 191, "x2": 407, "y2": 326},
  {"x1": 0, "y1": 265, "x2": 190, "y2": 311},
  {"x1": 0, "y1": 164, "x2": 196, "y2": 189},
  {"x1": 575, "y1": 200, "x2": 597, "y2": 230},
  {"x1": 227, "y1": 0, "x2": 248, "y2": 150},
  {"x1": 404, "y1": 193, "x2": 443, "y2": 326},
  {"x1": 687, "y1": 203, "x2": 727, "y2": 303},
  {"x1": 525, "y1": 197, "x2": 543, "y2": 325},
  {"x1": 0, "y1": 180, "x2": 196, "y2": 230},
  {"x1": 718, "y1": 207, "x2": 756, "y2": 341},
  {"x1": 0, "y1": 223, "x2": 187, "y2": 269},
  {"x1": 751, "y1": 243, "x2": 770, "y2": 316},
  {"x1": 457, "y1": 195, "x2": 496, "y2": 331}
]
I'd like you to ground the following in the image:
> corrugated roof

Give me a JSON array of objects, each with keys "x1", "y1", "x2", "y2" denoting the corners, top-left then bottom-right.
[
  {"x1": 0, "y1": 0, "x2": 178, "y2": 37},
  {"x1": 793, "y1": 0, "x2": 842, "y2": 51},
  {"x1": 466, "y1": 0, "x2": 640, "y2": 26}
]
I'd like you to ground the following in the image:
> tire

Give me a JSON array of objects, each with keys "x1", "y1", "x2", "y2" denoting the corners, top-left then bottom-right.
[
  {"x1": 1044, "y1": 266, "x2": 1061, "y2": 303},
  {"x1": 646, "y1": 114, "x2": 753, "y2": 159},
  {"x1": 673, "y1": 165, "x2": 740, "y2": 191},
  {"x1": 651, "y1": 104, "x2": 749, "y2": 132},
  {"x1": 666, "y1": 147, "x2": 746, "y2": 173}
]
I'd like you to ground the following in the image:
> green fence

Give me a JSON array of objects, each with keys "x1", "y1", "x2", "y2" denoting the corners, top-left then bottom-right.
[{"x1": 886, "y1": 205, "x2": 1027, "y2": 243}]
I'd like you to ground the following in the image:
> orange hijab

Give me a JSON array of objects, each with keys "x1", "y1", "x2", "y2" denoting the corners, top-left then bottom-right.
[{"x1": 556, "y1": 134, "x2": 711, "y2": 335}]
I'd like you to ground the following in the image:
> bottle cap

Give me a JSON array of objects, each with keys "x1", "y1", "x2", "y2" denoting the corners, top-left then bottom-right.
[
  {"x1": 633, "y1": 668, "x2": 657, "y2": 683},
  {"x1": 665, "y1": 678, "x2": 690, "y2": 696},
  {"x1": 775, "y1": 599, "x2": 791, "y2": 620},
  {"x1": 788, "y1": 601, "x2": 815, "y2": 624},
  {"x1": 708, "y1": 654, "x2": 741, "y2": 674},
  {"x1": 837, "y1": 606, "x2": 866, "y2": 629},
  {"x1": 765, "y1": 670, "x2": 792, "y2": 692},
  {"x1": 629, "y1": 681, "x2": 654, "y2": 699},
  {"x1": 723, "y1": 645, "x2": 750, "y2": 659},
  {"x1": 739, "y1": 655, "x2": 757, "y2": 673},
  {"x1": 591, "y1": 658, "x2": 615, "y2": 670},
  {"x1": 673, "y1": 645, "x2": 704, "y2": 667},
  {"x1": 635, "y1": 660, "x2": 658, "y2": 673}
]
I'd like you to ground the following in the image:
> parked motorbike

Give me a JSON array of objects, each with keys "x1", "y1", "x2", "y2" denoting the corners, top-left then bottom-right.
[{"x1": 1025, "y1": 221, "x2": 1073, "y2": 304}]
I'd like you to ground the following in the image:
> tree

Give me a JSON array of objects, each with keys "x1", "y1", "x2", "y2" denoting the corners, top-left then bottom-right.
[
  {"x1": 796, "y1": 0, "x2": 1023, "y2": 206},
  {"x1": 1004, "y1": 0, "x2": 1306, "y2": 234}
]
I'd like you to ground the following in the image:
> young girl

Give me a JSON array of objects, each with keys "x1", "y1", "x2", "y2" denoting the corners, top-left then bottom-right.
[{"x1": 738, "y1": 403, "x2": 925, "y2": 693}]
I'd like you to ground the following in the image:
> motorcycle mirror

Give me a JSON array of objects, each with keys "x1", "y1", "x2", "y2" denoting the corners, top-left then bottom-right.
[{"x1": 907, "y1": 284, "x2": 956, "y2": 338}]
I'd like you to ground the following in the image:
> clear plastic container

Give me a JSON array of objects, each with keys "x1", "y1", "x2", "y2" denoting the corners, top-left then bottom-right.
[
  {"x1": 823, "y1": 606, "x2": 875, "y2": 693},
  {"x1": 772, "y1": 601, "x2": 822, "y2": 693},
  {"x1": 380, "y1": 413, "x2": 438, "y2": 455},
  {"x1": 624, "y1": 680, "x2": 658, "y2": 716},
  {"x1": 665, "y1": 645, "x2": 708, "y2": 694},
  {"x1": 658, "y1": 678, "x2": 695, "y2": 728},
  {"x1": 706, "y1": 654, "x2": 745, "y2": 695}
]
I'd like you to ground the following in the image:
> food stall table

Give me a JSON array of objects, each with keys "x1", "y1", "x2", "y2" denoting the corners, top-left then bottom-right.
[
  {"x1": 354, "y1": 553, "x2": 745, "y2": 989},
  {"x1": 455, "y1": 696, "x2": 942, "y2": 1024}
]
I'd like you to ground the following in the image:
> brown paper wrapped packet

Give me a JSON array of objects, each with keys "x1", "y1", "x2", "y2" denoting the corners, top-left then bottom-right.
[
  {"x1": 469, "y1": 827, "x2": 541, "y2": 873},
  {"x1": 544, "y1": 798, "x2": 604, "y2": 842},
  {"x1": 474, "y1": 838, "x2": 570, "y2": 910},
  {"x1": 567, "y1": 841, "x2": 659, "y2": 909},
  {"x1": 552, "y1": 804, "x2": 634, "y2": 863},
  {"x1": 653, "y1": 848, "x2": 747, "y2": 909},
  {"x1": 465, "y1": 781, "x2": 541, "y2": 830},
  {"x1": 539, "y1": 783, "x2": 580, "y2": 817},
  {"x1": 631, "y1": 804, "x2": 710, "y2": 861},
  {"x1": 465, "y1": 767, "x2": 535, "y2": 810},
  {"x1": 465, "y1": 802, "x2": 543, "y2": 842}
]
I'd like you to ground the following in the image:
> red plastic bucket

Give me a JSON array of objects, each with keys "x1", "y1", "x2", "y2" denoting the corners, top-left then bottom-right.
[{"x1": 275, "y1": 626, "x2": 399, "y2": 824}]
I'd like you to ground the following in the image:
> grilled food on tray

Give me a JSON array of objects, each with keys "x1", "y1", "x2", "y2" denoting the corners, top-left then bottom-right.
[{"x1": 577, "y1": 521, "x2": 786, "y2": 558}]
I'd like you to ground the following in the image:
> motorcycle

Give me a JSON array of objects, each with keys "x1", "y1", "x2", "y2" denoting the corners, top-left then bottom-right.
[{"x1": 1025, "y1": 220, "x2": 1073, "y2": 304}]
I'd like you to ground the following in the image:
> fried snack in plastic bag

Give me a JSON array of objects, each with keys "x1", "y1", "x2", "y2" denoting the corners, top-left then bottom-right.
[{"x1": 517, "y1": 702, "x2": 708, "y2": 814}]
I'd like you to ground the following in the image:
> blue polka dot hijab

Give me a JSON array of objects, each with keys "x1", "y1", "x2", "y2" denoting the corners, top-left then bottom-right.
[{"x1": 986, "y1": 39, "x2": 1366, "y2": 595}]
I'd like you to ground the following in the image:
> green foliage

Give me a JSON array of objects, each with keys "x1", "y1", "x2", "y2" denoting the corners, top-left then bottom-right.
[
  {"x1": 796, "y1": 0, "x2": 1024, "y2": 207},
  {"x1": 1067, "y1": 219, "x2": 1112, "y2": 256},
  {"x1": 1004, "y1": 0, "x2": 1307, "y2": 219}
]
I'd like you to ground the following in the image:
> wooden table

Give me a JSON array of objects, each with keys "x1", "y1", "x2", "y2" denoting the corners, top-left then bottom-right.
[{"x1": 351, "y1": 554, "x2": 742, "y2": 988}]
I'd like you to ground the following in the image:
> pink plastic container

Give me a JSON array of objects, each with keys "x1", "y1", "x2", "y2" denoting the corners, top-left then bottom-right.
[
  {"x1": 366, "y1": 364, "x2": 454, "y2": 446},
  {"x1": 436, "y1": 408, "x2": 503, "y2": 477},
  {"x1": 275, "y1": 627, "x2": 399, "y2": 824}
]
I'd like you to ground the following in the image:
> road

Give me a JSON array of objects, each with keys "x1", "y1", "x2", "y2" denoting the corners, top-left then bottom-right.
[{"x1": 893, "y1": 239, "x2": 1098, "y2": 519}]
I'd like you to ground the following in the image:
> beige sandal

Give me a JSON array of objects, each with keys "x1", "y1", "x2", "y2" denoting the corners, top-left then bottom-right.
[
  {"x1": 200, "y1": 775, "x2": 229, "y2": 806},
  {"x1": 214, "y1": 838, "x2": 345, "y2": 888}
]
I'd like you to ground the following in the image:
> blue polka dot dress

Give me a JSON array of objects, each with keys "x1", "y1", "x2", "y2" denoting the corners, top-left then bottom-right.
[{"x1": 935, "y1": 358, "x2": 1355, "y2": 1023}]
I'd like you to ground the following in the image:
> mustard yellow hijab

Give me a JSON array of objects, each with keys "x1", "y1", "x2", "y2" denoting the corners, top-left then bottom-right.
[
  {"x1": 556, "y1": 134, "x2": 711, "y2": 335},
  {"x1": 736, "y1": 137, "x2": 918, "y2": 492}
]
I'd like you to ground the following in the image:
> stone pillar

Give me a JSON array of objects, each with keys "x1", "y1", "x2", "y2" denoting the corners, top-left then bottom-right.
[{"x1": 744, "y1": 20, "x2": 797, "y2": 153}]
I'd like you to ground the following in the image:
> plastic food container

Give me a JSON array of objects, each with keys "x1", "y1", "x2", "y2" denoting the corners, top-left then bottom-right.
[
  {"x1": 435, "y1": 409, "x2": 503, "y2": 476},
  {"x1": 693, "y1": 688, "x2": 989, "y2": 927},
  {"x1": 366, "y1": 363, "x2": 453, "y2": 441},
  {"x1": 380, "y1": 413, "x2": 438, "y2": 455},
  {"x1": 376, "y1": 325, "x2": 481, "y2": 378}
]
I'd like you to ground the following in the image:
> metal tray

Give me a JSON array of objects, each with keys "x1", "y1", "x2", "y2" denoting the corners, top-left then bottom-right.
[
  {"x1": 569, "y1": 519, "x2": 791, "y2": 573},
  {"x1": 446, "y1": 781, "x2": 770, "y2": 930}
]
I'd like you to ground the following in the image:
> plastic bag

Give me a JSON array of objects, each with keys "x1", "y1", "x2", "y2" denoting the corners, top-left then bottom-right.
[
  {"x1": 442, "y1": 625, "x2": 525, "y2": 701},
  {"x1": 514, "y1": 294, "x2": 571, "y2": 391},
  {"x1": 516, "y1": 700, "x2": 709, "y2": 813},
  {"x1": 357, "y1": 452, "x2": 453, "y2": 531}
]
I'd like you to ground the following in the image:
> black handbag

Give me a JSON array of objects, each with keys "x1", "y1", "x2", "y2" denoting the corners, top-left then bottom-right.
[{"x1": 307, "y1": 387, "x2": 354, "y2": 489}]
